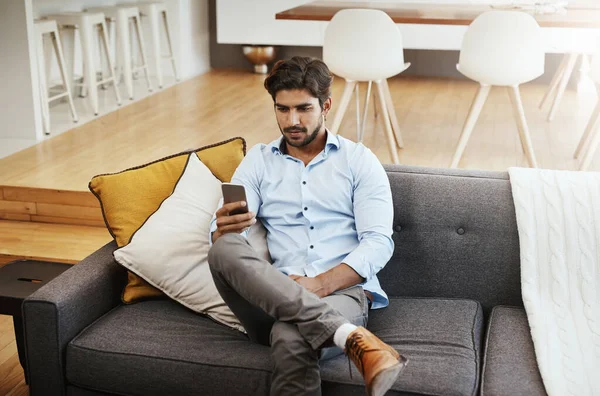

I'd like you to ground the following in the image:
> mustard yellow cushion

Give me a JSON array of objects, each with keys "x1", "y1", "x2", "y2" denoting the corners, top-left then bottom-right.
[{"x1": 89, "y1": 137, "x2": 246, "y2": 303}]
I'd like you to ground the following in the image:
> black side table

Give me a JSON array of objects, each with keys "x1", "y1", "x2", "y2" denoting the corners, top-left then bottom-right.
[{"x1": 0, "y1": 260, "x2": 71, "y2": 384}]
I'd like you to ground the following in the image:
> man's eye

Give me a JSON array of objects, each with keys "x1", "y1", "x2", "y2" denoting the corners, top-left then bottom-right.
[
  {"x1": 300, "y1": 107, "x2": 312, "y2": 112},
  {"x1": 277, "y1": 108, "x2": 288, "y2": 112}
]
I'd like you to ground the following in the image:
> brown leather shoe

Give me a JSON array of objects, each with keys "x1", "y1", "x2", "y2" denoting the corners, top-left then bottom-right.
[{"x1": 345, "y1": 326, "x2": 408, "y2": 396}]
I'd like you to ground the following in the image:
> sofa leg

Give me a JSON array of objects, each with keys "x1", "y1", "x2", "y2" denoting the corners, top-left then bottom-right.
[{"x1": 13, "y1": 314, "x2": 29, "y2": 384}]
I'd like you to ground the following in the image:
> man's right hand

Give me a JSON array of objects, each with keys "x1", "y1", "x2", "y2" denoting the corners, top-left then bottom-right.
[{"x1": 212, "y1": 201, "x2": 256, "y2": 243}]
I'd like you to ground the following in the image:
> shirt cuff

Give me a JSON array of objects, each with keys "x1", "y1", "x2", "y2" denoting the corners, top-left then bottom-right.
[
  {"x1": 208, "y1": 218, "x2": 218, "y2": 247},
  {"x1": 342, "y1": 251, "x2": 371, "y2": 283}
]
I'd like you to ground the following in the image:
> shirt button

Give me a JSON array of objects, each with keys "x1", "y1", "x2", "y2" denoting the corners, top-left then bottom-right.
[
  {"x1": 310, "y1": 245, "x2": 314, "y2": 249},
  {"x1": 310, "y1": 226, "x2": 314, "y2": 230},
  {"x1": 302, "y1": 181, "x2": 307, "y2": 185},
  {"x1": 457, "y1": 227, "x2": 465, "y2": 235},
  {"x1": 304, "y1": 207, "x2": 308, "y2": 211}
]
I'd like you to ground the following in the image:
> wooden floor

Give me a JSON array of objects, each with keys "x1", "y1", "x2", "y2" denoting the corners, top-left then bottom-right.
[
  {"x1": 0, "y1": 68, "x2": 598, "y2": 395},
  {"x1": 0, "y1": 220, "x2": 111, "y2": 264},
  {"x1": 0, "y1": 69, "x2": 598, "y2": 193},
  {"x1": 1, "y1": 68, "x2": 597, "y2": 236},
  {"x1": 1, "y1": 251, "x2": 28, "y2": 394},
  {"x1": 0, "y1": 316, "x2": 27, "y2": 396}
]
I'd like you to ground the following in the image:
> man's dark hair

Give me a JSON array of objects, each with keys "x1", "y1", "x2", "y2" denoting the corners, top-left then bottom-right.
[{"x1": 264, "y1": 56, "x2": 333, "y2": 109}]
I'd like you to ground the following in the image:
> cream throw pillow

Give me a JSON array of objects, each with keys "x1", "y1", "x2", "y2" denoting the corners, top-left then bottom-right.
[{"x1": 113, "y1": 153, "x2": 256, "y2": 332}]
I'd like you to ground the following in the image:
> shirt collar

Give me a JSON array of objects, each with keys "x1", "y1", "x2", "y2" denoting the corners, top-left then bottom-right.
[{"x1": 269, "y1": 129, "x2": 340, "y2": 156}]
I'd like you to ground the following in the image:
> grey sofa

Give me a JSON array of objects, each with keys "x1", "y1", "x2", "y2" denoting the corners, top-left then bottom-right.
[{"x1": 23, "y1": 165, "x2": 548, "y2": 396}]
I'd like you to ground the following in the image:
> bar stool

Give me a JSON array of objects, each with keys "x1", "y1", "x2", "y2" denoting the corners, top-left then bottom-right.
[
  {"x1": 44, "y1": 12, "x2": 122, "y2": 116},
  {"x1": 138, "y1": 2, "x2": 179, "y2": 88},
  {"x1": 34, "y1": 19, "x2": 78, "y2": 135},
  {"x1": 86, "y1": 5, "x2": 152, "y2": 100}
]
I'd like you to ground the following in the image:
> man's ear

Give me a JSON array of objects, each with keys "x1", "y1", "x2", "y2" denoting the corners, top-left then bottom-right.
[{"x1": 323, "y1": 97, "x2": 332, "y2": 117}]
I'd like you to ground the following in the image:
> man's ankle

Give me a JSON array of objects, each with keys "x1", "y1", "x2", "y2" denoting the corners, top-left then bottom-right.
[{"x1": 333, "y1": 323, "x2": 358, "y2": 349}]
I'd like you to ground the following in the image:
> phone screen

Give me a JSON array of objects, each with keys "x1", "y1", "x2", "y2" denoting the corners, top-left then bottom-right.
[{"x1": 221, "y1": 183, "x2": 249, "y2": 215}]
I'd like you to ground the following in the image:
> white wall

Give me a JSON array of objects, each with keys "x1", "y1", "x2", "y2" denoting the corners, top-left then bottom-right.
[
  {"x1": 0, "y1": 0, "x2": 42, "y2": 140},
  {"x1": 177, "y1": 0, "x2": 211, "y2": 79},
  {"x1": 217, "y1": 0, "x2": 326, "y2": 46}
]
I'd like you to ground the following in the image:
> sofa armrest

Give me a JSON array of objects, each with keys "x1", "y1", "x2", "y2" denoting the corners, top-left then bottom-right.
[{"x1": 23, "y1": 241, "x2": 125, "y2": 396}]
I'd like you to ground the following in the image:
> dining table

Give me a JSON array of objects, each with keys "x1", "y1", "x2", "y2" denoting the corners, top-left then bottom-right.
[{"x1": 275, "y1": 1, "x2": 600, "y2": 28}]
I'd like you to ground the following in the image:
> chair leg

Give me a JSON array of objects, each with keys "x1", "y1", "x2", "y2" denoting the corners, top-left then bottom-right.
[
  {"x1": 372, "y1": 84, "x2": 378, "y2": 120},
  {"x1": 61, "y1": 27, "x2": 77, "y2": 98},
  {"x1": 37, "y1": 33, "x2": 51, "y2": 135},
  {"x1": 359, "y1": 81, "x2": 373, "y2": 143},
  {"x1": 43, "y1": 35, "x2": 53, "y2": 92},
  {"x1": 382, "y1": 78, "x2": 404, "y2": 148},
  {"x1": 100, "y1": 20, "x2": 122, "y2": 106},
  {"x1": 80, "y1": 21, "x2": 99, "y2": 115},
  {"x1": 330, "y1": 80, "x2": 356, "y2": 135},
  {"x1": 355, "y1": 83, "x2": 361, "y2": 142},
  {"x1": 71, "y1": 28, "x2": 87, "y2": 98},
  {"x1": 575, "y1": 98, "x2": 600, "y2": 159},
  {"x1": 134, "y1": 14, "x2": 153, "y2": 92},
  {"x1": 129, "y1": 19, "x2": 138, "y2": 79},
  {"x1": 547, "y1": 53, "x2": 579, "y2": 122},
  {"x1": 81, "y1": 57, "x2": 88, "y2": 97},
  {"x1": 52, "y1": 29, "x2": 78, "y2": 123},
  {"x1": 450, "y1": 84, "x2": 491, "y2": 168},
  {"x1": 99, "y1": 20, "x2": 110, "y2": 90},
  {"x1": 579, "y1": 113, "x2": 600, "y2": 171},
  {"x1": 162, "y1": 10, "x2": 179, "y2": 81},
  {"x1": 117, "y1": 14, "x2": 134, "y2": 100},
  {"x1": 110, "y1": 21, "x2": 121, "y2": 87},
  {"x1": 506, "y1": 87, "x2": 526, "y2": 154},
  {"x1": 539, "y1": 53, "x2": 568, "y2": 110},
  {"x1": 375, "y1": 80, "x2": 400, "y2": 164},
  {"x1": 148, "y1": 9, "x2": 163, "y2": 88},
  {"x1": 508, "y1": 85, "x2": 538, "y2": 168}
]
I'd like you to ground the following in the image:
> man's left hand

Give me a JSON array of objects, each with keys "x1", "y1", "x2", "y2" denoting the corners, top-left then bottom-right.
[{"x1": 289, "y1": 275, "x2": 329, "y2": 298}]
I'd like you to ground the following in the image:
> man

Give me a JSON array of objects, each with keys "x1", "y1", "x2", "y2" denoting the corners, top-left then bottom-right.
[{"x1": 208, "y1": 56, "x2": 407, "y2": 396}]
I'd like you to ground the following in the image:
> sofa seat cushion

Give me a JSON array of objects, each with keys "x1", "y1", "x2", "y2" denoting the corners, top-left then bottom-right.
[
  {"x1": 66, "y1": 300, "x2": 273, "y2": 396},
  {"x1": 321, "y1": 297, "x2": 484, "y2": 396},
  {"x1": 66, "y1": 298, "x2": 483, "y2": 396},
  {"x1": 481, "y1": 306, "x2": 546, "y2": 396}
]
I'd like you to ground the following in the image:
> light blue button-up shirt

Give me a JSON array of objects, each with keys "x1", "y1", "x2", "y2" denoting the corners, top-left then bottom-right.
[{"x1": 210, "y1": 132, "x2": 394, "y2": 309}]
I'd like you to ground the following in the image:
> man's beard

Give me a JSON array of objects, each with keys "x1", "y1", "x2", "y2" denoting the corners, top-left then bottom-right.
[{"x1": 281, "y1": 118, "x2": 323, "y2": 148}]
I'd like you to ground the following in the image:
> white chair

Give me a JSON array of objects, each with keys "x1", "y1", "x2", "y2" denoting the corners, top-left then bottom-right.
[
  {"x1": 86, "y1": 6, "x2": 153, "y2": 100},
  {"x1": 138, "y1": 2, "x2": 179, "y2": 89},
  {"x1": 451, "y1": 11, "x2": 544, "y2": 168},
  {"x1": 323, "y1": 9, "x2": 410, "y2": 165},
  {"x1": 573, "y1": 50, "x2": 600, "y2": 171},
  {"x1": 46, "y1": 12, "x2": 122, "y2": 116},
  {"x1": 539, "y1": 53, "x2": 581, "y2": 121},
  {"x1": 34, "y1": 19, "x2": 78, "y2": 135}
]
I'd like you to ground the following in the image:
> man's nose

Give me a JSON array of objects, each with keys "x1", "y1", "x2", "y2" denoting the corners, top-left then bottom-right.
[{"x1": 289, "y1": 110, "x2": 300, "y2": 125}]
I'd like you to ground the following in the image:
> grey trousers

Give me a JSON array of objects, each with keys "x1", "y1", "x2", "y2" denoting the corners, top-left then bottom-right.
[{"x1": 208, "y1": 233, "x2": 369, "y2": 396}]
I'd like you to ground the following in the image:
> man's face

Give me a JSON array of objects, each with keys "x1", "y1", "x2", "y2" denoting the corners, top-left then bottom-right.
[{"x1": 274, "y1": 89, "x2": 329, "y2": 148}]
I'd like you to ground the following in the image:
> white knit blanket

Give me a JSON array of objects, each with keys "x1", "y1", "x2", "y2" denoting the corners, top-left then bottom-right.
[{"x1": 508, "y1": 167, "x2": 600, "y2": 396}]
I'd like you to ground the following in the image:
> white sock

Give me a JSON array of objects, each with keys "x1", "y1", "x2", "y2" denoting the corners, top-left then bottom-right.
[{"x1": 333, "y1": 323, "x2": 358, "y2": 350}]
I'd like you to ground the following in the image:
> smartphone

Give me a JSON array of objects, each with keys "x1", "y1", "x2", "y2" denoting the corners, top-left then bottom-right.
[{"x1": 221, "y1": 183, "x2": 249, "y2": 215}]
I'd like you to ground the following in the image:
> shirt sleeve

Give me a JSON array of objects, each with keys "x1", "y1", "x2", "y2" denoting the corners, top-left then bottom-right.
[
  {"x1": 342, "y1": 146, "x2": 394, "y2": 280},
  {"x1": 208, "y1": 145, "x2": 264, "y2": 245}
]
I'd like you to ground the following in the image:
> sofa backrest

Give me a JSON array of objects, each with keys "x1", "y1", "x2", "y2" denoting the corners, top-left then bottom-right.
[{"x1": 380, "y1": 165, "x2": 523, "y2": 314}]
